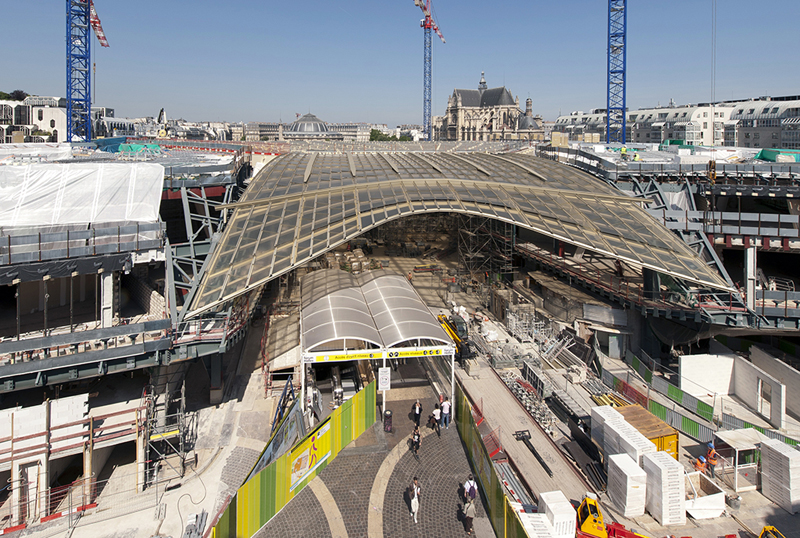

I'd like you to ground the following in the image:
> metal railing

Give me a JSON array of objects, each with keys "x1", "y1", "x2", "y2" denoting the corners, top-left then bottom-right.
[
  {"x1": 536, "y1": 145, "x2": 800, "y2": 181},
  {"x1": 0, "y1": 222, "x2": 165, "y2": 266}
]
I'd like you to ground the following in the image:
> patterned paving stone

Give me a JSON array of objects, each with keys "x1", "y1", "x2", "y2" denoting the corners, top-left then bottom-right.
[
  {"x1": 254, "y1": 484, "x2": 333, "y2": 538},
  {"x1": 383, "y1": 427, "x2": 487, "y2": 537},
  {"x1": 320, "y1": 450, "x2": 386, "y2": 538}
]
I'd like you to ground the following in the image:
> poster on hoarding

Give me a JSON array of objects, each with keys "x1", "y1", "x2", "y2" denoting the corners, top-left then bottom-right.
[
  {"x1": 245, "y1": 399, "x2": 305, "y2": 483},
  {"x1": 289, "y1": 419, "x2": 332, "y2": 491}
]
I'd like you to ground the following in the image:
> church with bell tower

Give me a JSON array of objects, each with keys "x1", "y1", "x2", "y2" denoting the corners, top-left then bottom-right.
[{"x1": 432, "y1": 72, "x2": 543, "y2": 141}]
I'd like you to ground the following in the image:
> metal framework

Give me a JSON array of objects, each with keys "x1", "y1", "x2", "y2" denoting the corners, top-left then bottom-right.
[
  {"x1": 67, "y1": 0, "x2": 92, "y2": 142},
  {"x1": 414, "y1": 0, "x2": 445, "y2": 141},
  {"x1": 606, "y1": 0, "x2": 627, "y2": 144}
]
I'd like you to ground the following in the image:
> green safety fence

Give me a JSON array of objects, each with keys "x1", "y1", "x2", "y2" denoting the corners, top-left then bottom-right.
[
  {"x1": 211, "y1": 381, "x2": 377, "y2": 538},
  {"x1": 455, "y1": 382, "x2": 528, "y2": 538}
]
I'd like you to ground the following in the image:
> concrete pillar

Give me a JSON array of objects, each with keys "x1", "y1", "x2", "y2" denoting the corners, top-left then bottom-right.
[
  {"x1": 11, "y1": 458, "x2": 45, "y2": 525},
  {"x1": 100, "y1": 271, "x2": 114, "y2": 328},
  {"x1": 745, "y1": 245, "x2": 757, "y2": 310}
]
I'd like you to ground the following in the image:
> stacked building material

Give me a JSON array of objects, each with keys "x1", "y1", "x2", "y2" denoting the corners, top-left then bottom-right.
[
  {"x1": 607, "y1": 454, "x2": 647, "y2": 517},
  {"x1": 615, "y1": 422, "x2": 657, "y2": 466},
  {"x1": 643, "y1": 452, "x2": 686, "y2": 526},
  {"x1": 519, "y1": 513, "x2": 557, "y2": 538},
  {"x1": 538, "y1": 491, "x2": 577, "y2": 538},
  {"x1": 761, "y1": 438, "x2": 800, "y2": 513},
  {"x1": 590, "y1": 405, "x2": 624, "y2": 453},
  {"x1": 618, "y1": 404, "x2": 679, "y2": 460}
]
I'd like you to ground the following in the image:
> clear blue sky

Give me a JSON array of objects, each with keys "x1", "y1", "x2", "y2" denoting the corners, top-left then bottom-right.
[{"x1": 3, "y1": 0, "x2": 799, "y2": 126}]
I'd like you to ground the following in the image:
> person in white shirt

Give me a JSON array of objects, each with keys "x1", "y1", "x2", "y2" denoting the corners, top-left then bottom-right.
[
  {"x1": 441, "y1": 397, "x2": 451, "y2": 429},
  {"x1": 409, "y1": 477, "x2": 421, "y2": 523}
]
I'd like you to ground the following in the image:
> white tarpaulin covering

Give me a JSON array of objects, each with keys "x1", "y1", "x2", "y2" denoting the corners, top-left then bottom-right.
[
  {"x1": 0, "y1": 163, "x2": 164, "y2": 228},
  {"x1": 0, "y1": 143, "x2": 73, "y2": 162}
]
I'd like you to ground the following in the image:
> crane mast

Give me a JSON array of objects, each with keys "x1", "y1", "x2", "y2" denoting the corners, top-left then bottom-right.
[
  {"x1": 66, "y1": 0, "x2": 109, "y2": 143},
  {"x1": 413, "y1": 0, "x2": 445, "y2": 141},
  {"x1": 606, "y1": 0, "x2": 627, "y2": 144}
]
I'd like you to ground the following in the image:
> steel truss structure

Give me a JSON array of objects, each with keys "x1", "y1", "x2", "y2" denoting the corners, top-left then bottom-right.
[
  {"x1": 607, "y1": 0, "x2": 627, "y2": 144},
  {"x1": 66, "y1": 0, "x2": 92, "y2": 142}
]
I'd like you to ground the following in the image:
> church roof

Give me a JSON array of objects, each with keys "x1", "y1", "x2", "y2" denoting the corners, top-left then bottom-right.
[
  {"x1": 453, "y1": 87, "x2": 515, "y2": 108},
  {"x1": 518, "y1": 115, "x2": 539, "y2": 130}
]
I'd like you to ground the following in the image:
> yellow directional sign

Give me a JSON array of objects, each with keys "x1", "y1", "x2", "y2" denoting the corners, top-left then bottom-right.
[{"x1": 303, "y1": 351, "x2": 380, "y2": 363}]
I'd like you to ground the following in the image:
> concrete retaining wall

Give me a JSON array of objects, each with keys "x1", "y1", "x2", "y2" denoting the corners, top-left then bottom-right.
[
  {"x1": 680, "y1": 353, "x2": 735, "y2": 397},
  {"x1": 750, "y1": 345, "x2": 800, "y2": 420},
  {"x1": 734, "y1": 355, "x2": 786, "y2": 430}
]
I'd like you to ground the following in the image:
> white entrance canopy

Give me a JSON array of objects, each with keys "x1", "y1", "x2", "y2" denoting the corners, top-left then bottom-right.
[{"x1": 300, "y1": 269, "x2": 454, "y2": 363}]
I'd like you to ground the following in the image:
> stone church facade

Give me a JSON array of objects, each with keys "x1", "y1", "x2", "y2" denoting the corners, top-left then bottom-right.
[{"x1": 432, "y1": 73, "x2": 544, "y2": 141}]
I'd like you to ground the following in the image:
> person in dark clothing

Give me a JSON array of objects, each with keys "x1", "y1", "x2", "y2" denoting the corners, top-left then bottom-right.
[{"x1": 412, "y1": 399, "x2": 423, "y2": 427}]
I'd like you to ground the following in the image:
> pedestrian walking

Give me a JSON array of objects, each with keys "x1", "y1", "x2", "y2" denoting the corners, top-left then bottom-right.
[
  {"x1": 409, "y1": 477, "x2": 421, "y2": 523},
  {"x1": 410, "y1": 425, "x2": 421, "y2": 460},
  {"x1": 412, "y1": 399, "x2": 423, "y2": 427},
  {"x1": 432, "y1": 403, "x2": 442, "y2": 437},
  {"x1": 464, "y1": 498, "x2": 476, "y2": 535},
  {"x1": 442, "y1": 397, "x2": 451, "y2": 429},
  {"x1": 464, "y1": 474, "x2": 478, "y2": 502}
]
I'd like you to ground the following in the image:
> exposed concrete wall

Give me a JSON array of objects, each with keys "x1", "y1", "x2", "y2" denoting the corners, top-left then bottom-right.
[
  {"x1": 680, "y1": 353, "x2": 735, "y2": 397},
  {"x1": 750, "y1": 345, "x2": 800, "y2": 420},
  {"x1": 734, "y1": 355, "x2": 786, "y2": 430}
]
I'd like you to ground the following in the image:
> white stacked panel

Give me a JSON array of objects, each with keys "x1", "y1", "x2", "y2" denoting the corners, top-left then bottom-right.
[
  {"x1": 607, "y1": 454, "x2": 647, "y2": 517},
  {"x1": 761, "y1": 438, "x2": 800, "y2": 513},
  {"x1": 603, "y1": 422, "x2": 621, "y2": 469},
  {"x1": 538, "y1": 490, "x2": 577, "y2": 538},
  {"x1": 519, "y1": 513, "x2": 557, "y2": 538},
  {"x1": 591, "y1": 406, "x2": 624, "y2": 451},
  {"x1": 643, "y1": 452, "x2": 686, "y2": 526},
  {"x1": 616, "y1": 422, "x2": 657, "y2": 467}
]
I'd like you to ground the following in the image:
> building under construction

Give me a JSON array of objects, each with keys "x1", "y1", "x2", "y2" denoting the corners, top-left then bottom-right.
[{"x1": 2, "y1": 137, "x2": 800, "y2": 533}]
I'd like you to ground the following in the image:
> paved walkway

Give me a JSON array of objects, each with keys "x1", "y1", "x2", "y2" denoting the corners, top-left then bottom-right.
[{"x1": 257, "y1": 386, "x2": 495, "y2": 538}]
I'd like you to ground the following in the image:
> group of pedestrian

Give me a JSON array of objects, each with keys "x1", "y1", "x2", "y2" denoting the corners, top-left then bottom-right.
[
  {"x1": 412, "y1": 396, "x2": 451, "y2": 430},
  {"x1": 408, "y1": 395, "x2": 477, "y2": 533},
  {"x1": 407, "y1": 472, "x2": 478, "y2": 533}
]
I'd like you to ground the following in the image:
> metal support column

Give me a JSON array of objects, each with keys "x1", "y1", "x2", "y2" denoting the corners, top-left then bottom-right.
[{"x1": 745, "y1": 245, "x2": 757, "y2": 311}]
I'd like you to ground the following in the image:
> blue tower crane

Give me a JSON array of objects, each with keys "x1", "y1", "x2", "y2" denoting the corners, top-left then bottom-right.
[
  {"x1": 66, "y1": 0, "x2": 109, "y2": 143},
  {"x1": 413, "y1": 0, "x2": 445, "y2": 141},
  {"x1": 606, "y1": 0, "x2": 627, "y2": 144}
]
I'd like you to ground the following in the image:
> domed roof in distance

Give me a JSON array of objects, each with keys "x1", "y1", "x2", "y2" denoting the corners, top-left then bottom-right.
[{"x1": 288, "y1": 113, "x2": 329, "y2": 133}]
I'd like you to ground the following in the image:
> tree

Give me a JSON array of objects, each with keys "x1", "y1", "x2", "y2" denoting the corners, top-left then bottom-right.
[
  {"x1": 0, "y1": 91, "x2": 11, "y2": 100},
  {"x1": 8, "y1": 90, "x2": 28, "y2": 101}
]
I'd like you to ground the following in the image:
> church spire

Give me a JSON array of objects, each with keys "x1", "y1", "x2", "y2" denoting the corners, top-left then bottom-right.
[{"x1": 478, "y1": 71, "x2": 487, "y2": 93}]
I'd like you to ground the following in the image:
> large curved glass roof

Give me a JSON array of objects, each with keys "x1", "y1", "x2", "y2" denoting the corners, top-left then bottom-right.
[
  {"x1": 300, "y1": 269, "x2": 450, "y2": 353},
  {"x1": 187, "y1": 152, "x2": 731, "y2": 317}
]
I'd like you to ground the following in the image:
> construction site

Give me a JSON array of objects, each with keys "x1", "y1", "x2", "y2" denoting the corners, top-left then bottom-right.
[{"x1": 1, "y1": 0, "x2": 800, "y2": 537}]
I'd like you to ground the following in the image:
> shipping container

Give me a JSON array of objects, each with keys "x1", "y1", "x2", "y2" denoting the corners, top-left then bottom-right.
[{"x1": 618, "y1": 404, "x2": 679, "y2": 460}]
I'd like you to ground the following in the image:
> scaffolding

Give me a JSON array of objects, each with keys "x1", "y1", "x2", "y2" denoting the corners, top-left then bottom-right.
[
  {"x1": 457, "y1": 215, "x2": 492, "y2": 279},
  {"x1": 144, "y1": 366, "x2": 189, "y2": 485}
]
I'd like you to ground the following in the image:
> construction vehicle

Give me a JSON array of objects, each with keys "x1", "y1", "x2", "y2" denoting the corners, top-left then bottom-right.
[
  {"x1": 575, "y1": 494, "x2": 650, "y2": 538},
  {"x1": 728, "y1": 514, "x2": 786, "y2": 538},
  {"x1": 438, "y1": 313, "x2": 469, "y2": 360},
  {"x1": 759, "y1": 527, "x2": 787, "y2": 538}
]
